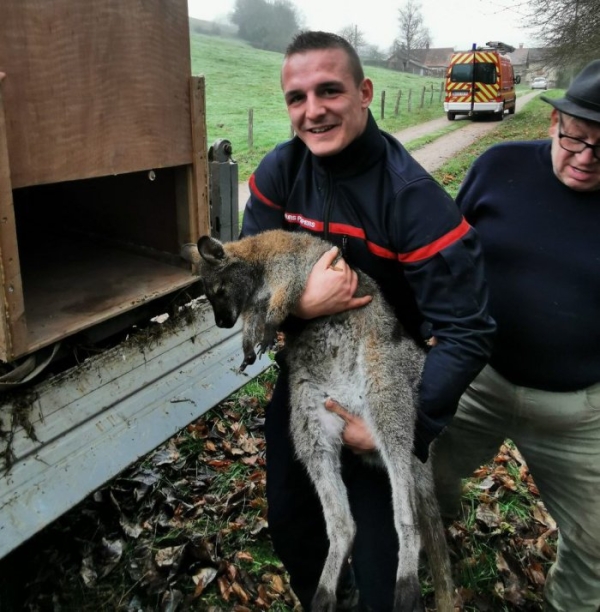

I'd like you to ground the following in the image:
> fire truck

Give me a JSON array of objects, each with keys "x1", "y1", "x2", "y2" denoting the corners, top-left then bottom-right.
[{"x1": 444, "y1": 41, "x2": 519, "y2": 121}]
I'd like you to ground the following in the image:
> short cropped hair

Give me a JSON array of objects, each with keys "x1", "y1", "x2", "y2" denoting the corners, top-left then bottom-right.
[{"x1": 285, "y1": 31, "x2": 365, "y2": 86}]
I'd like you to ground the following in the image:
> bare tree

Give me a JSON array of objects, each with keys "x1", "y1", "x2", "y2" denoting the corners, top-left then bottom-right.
[
  {"x1": 394, "y1": 0, "x2": 431, "y2": 71},
  {"x1": 338, "y1": 24, "x2": 367, "y2": 54},
  {"x1": 361, "y1": 44, "x2": 386, "y2": 63},
  {"x1": 526, "y1": 0, "x2": 600, "y2": 71}
]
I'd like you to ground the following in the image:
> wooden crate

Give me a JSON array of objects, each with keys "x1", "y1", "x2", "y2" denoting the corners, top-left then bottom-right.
[{"x1": 0, "y1": 0, "x2": 209, "y2": 362}]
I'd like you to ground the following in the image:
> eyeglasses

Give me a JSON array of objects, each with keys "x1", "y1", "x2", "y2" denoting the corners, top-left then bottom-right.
[{"x1": 558, "y1": 121, "x2": 600, "y2": 160}]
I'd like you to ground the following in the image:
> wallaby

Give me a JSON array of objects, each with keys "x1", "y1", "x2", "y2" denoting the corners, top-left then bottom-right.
[{"x1": 193, "y1": 229, "x2": 454, "y2": 612}]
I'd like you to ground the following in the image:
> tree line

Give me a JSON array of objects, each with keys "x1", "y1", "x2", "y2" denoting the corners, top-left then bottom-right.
[
  {"x1": 230, "y1": 0, "x2": 430, "y2": 62},
  {"x1": 229, "y1": 0, "x2": 597, "y2": 73}
]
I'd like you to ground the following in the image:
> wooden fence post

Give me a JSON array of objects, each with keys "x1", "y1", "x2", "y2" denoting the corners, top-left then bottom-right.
[
  {"x1": 420, "y1": 86, "x2": 426, "y2": 108},
  {"x1": 248, "y1": 108, "x2": 254, "y2": 149},
  {"x1": 381, "y1": 90, "x2": 386, "y2": 120},
  {"x1": 407, "y1": 89, "x2": 412, "y2": 113},
  {"x1": 394, "y1": 90, "x2": 402, "y2": 116},
  {"x1": 430, "y1": 84, "x2": 434, "y2": 104}
]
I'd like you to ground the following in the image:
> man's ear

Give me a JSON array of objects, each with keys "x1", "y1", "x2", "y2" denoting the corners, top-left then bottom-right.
[
  {"x1": 197, "y1": 235, "x2": 227, "y2": 265},
  {"x1": 360, "y1": 78, "x2": 374, "y2": 109},
  {"x1": 549, "y1": 108, "x2": 560, "y2": 138}
]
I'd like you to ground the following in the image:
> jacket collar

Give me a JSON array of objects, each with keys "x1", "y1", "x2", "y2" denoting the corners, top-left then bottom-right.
[{"x1": 312, "y1": 110, "x2": 386, "y2": 177}]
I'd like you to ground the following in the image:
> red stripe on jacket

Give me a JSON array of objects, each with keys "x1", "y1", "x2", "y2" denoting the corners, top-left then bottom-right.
[
  {"x1": 284, "y1": 213, "x2": 472, "y2": 263},
  {"x1": 249, "y1": 174, "x2": 283, "y2": 210},
  {"x1": 398, "y1": 218, "x2": 472, "y2": 262}
]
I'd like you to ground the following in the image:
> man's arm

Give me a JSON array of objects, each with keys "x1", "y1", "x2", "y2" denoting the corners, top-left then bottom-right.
[{"x1": 397, "y1": 179, "x2": 496, "y2": 460}]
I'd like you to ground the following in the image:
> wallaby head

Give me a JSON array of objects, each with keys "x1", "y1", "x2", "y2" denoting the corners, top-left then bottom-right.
[{"x1": 197, "y1": 235, "x2": 256, "y2": 329}]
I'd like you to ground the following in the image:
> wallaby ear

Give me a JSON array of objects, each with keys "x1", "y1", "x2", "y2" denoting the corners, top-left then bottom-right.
[{"x1": 197, "y1": 235, "x2": 227, "y2": 265}]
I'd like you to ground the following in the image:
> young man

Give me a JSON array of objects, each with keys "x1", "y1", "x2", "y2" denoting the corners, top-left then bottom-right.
[
  {"x1": 241, "y1": 31, "x2": 496, "y2": 610},
  {"x1": 432, "y1": 59, "x2": 600, "y2": 612}
]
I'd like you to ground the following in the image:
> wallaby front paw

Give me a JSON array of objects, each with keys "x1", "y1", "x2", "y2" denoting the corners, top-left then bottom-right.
[
  {"x1": 258, "y1": 339, "x2": 275, "y2": 357},
  {"x1": 258, "y1": 325, "x2": 277, "y2": 357},
  {"x1": 239, "y1": 350, "x2": 257, "y2": 372}
]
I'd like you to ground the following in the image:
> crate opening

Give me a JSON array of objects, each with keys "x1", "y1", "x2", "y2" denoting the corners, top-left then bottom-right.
[{"x1": 12, "y1": 167, "x2": 196, "y2": 354}]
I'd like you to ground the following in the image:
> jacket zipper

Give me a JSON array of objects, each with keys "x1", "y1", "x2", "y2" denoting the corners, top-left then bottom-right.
[
  {"x1": 322, "y1": 173, "x2": 333, "y2": 241},
  {"x1": 322, "y1": 173, "x2": 348, "y2": 257},
  {"x1": 341, "y1": 234, "x2": 348, "y2": 258}
]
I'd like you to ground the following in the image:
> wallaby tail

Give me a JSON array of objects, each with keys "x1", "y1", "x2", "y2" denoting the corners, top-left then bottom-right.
[{"x1": 416, "y1": 463, "x2": 455, "y2": 612}]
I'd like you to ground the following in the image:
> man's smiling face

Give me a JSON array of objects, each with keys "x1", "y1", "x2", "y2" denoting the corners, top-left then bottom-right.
[{"x1": 281, "y1": 48, "x2": 373, "y2": 157}]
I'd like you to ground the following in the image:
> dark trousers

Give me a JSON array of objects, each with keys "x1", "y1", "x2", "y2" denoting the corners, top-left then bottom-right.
[{"x1": 265, "y1": 370, "x2": 400, "y2": 611}]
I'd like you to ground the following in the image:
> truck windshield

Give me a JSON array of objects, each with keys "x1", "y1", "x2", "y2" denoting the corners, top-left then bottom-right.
[{"x1": 450, "y1": 62, "x2": 497, "y2": 84}]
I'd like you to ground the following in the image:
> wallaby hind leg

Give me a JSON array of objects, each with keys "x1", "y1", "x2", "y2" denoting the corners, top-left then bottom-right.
[
  {"x1": 289, "y1": 403, "x2": 356, "y2": 611},
  {"x1": 365, "y1": 395, "x2": 422, "y2": 612},
  {"x1": 415, "y1": 460, "x2": 454, "y2": 612},
  {"x1": 376, "y1": 450, "x2": 422, "y2": 612},
  {"x1": 299, "y1": 448, "x2": 356, "y2": 612}
]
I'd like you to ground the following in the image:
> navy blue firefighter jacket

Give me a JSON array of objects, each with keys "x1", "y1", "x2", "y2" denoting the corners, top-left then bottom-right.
[{"x1": 242, "y1": 111, "x2": 496, "y2": 460}]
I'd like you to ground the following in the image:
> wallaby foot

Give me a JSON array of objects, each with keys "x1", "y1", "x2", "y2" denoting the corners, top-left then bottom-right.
[
  {"x1": 393, "y1": 575, "x2": 424, "y2": 612},
  {"x1": 239, "y1": 349, "x2": 256, "y2": 372},
  {"x1": 311, "y1": 586, "x2": 337, "y2": 612}
]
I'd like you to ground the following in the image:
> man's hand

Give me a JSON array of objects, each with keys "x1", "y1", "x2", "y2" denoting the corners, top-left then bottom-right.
[
  {"x1": 325, "y1": 398, "x2": 376, "y2": 454},
  {"x1": 294, "y1": 247, "x2": 372, "y2": 319}
]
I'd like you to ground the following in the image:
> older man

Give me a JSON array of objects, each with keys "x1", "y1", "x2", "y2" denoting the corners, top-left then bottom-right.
[{"x1": 433, "y1": 59, "x2": 600, "y2": 612}]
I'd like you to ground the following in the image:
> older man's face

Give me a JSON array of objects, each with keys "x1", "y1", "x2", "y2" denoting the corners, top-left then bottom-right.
[{"x1": 549, "y1": 110, "x2": 600, "y2": 191}]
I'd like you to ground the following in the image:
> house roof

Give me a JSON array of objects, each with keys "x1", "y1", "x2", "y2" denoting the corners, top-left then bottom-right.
[
  {"x1": 415, "y1": 47, "x2": 455, "y2": 67},
  {"x1": 507, "y1": 46, "x2": 552, "y2": 68},
  {"x1": 528, "y1": 47, "x2": 551, "y2": 62},
  {"x1": 390, "y1": 45, "x2": 552, "y2": 71},
  {"x1": 390, "y1": 47, "x2": 455, "y2": 68},
  {"x1": 508, "y1": 47, "x2": 529, "y2": 66}
]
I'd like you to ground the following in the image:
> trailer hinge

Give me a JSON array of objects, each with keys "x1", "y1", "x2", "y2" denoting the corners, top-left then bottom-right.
[{"x1": 208, "y1": 139, "x2": 239, "y2": 243}]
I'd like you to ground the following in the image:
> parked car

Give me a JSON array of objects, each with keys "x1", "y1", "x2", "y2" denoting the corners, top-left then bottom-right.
[{"x1": 531, "y1": 76, "x2": 548, "y2": 90}]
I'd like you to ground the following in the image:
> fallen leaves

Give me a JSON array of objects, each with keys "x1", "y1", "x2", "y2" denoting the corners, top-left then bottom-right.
[
  {"x1": 3, "y1": 370, "x2": 556, "y2": 612},
  {"x1": 440, "y1": 441, "x2": 557, "y2": 610}
]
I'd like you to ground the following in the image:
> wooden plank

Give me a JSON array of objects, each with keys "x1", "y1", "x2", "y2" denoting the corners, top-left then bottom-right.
[
  {"x1": 188, "y1": 76, "x2": 211, "y2": 240},
  {"x1": 0, "y1": 73, "x2": 27, "y2": 361},
  {"x1": 0, "y1": 0, "x2": 193, "y2": 188},
  {"x1": 20, "y1": 237, "x2": 198, "y2": 357}
]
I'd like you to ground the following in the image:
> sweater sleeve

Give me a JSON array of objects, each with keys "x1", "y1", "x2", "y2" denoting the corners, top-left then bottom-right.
[
  {"x1": 394, "y1": 178, "x2": 496, "y2": 461},
  {"x1": 455, "y1": 156, "x2": 482, "y2": 221}
]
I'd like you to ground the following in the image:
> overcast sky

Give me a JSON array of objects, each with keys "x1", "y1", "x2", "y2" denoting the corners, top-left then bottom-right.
[{"x1": 187, "y1": 0, "x2": 536, "y2": 51}]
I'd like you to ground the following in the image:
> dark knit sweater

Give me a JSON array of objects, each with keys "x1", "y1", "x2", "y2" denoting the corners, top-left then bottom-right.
[{"x1": 458, "y1": 139, "x2": 600, "y2": 391}]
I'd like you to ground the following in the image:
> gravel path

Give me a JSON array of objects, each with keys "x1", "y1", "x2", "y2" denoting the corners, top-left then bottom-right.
[{"x1": 399, "y1": 90, "x2": 541, "y2": 172}]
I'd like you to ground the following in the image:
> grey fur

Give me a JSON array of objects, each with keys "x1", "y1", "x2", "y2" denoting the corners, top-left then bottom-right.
[{"x1": 197, "y1": 230, "x2": 454, "y2": 612}]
